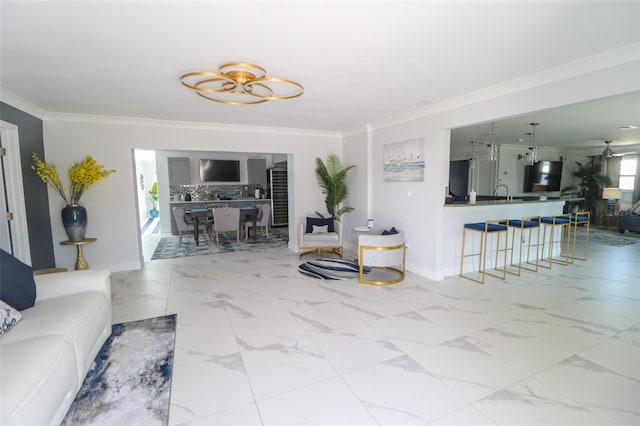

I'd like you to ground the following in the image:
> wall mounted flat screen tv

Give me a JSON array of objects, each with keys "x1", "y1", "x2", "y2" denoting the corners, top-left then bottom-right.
[
  {"x1": 200, "y1": 159, "x2": 241, "y2": 182},
  {"x1": 524, "y1": 161, "x2": 563, "y2": 192}
]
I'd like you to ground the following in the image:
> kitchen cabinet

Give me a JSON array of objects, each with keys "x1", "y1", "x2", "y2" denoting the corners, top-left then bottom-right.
[
  {"x1": 247, "y1": 158, "x2": 267, "y2": 185},
  {"x1": 168, "y1": 157, "x2": 191, "y2": 185}
]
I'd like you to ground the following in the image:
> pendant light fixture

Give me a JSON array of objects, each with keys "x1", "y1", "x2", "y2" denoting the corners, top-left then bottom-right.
[
  {"x1": 487, "y1": 122, "x2": 499, "y2": 161},
  {"x1": 469, "y1": 140, "x2": 479, "y2": 192},
  {"x1": 525, "y1": 122, "x2": 540, "y2": 165}
]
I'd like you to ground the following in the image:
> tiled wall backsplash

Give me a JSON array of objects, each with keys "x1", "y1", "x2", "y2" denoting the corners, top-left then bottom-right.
[{"x1": 170, "y1": 184, "x2": 269, "y2": 201}]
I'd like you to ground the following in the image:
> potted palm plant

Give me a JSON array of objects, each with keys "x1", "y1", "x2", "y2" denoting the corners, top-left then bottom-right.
[
  {"x1": 561, "y1": 158, "x2": 611, "y2": 221},
  {"x1": 148, "y1": 182, "x2": 159, "y2": 218},
  {"x1": 314, "y1": 154, "x2": 356, "y2": 220}
]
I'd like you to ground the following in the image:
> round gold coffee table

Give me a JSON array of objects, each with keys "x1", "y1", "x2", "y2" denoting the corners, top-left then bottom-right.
[{"x1": 60, "y1": 238, "x2": 97, "y2": 270}]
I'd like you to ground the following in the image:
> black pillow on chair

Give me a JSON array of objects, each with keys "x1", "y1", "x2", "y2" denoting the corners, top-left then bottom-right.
[
  {"x1": 382, "y1": 226, "x2": 399, "y2": 235},
  {"x1": 0, "y1": 249, "x2": 36, "y2": 310},
  {"x1": 306, "y1": 217, "x2": 335, "y2": 233}
]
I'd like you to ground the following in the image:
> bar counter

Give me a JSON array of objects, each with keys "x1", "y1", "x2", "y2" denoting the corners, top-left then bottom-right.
[
  {"x1": 441, "y1": 197, "x2": 583, "y2": 279},
  {"x1": 444, "y1": 196, "x2": 582, "y2": 207}
]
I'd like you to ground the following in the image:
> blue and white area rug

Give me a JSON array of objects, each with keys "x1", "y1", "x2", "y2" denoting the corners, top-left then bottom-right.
[
  {"x1": 62, "y1": 314, "x2": 176, "y2": 426},
  {"x1": 299, "y1": 258, "x2": 370, "y2": 280},
  {"x1": 151, "y1": 227, "x2": 289, "y2": 260}
]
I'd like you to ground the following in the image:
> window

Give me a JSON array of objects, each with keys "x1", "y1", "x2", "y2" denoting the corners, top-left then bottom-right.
[{"x1": 619, "y1": 158, "x2": 637, "y2": 191}]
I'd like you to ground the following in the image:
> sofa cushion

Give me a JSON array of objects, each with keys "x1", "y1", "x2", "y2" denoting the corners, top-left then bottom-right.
[
  {"x1": 306, "y1": 217, "x2": 334, "y2": 233},
  {"x1": 303, "y1": 232, "x2": 340, "y2": 243},
  {"x1": 0, "y1": 335, "x2": 79, "y2": 426},
  {"x1": 1, "y1": 290, "x2": 111, "y2": 382},
  {"x1": 0, "y1": 300, "x2": 22, "y2": 335},
  {"x1": 0, "y1": 249, "x2": 36, "y2": 310}
]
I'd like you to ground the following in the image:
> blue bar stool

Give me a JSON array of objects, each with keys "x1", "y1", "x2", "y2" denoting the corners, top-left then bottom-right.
[
  {"x1": 540, "y1": 214, "x2": 572, "y2": 268},
  {"x1": 569, "y1": 211, "x2": 590, "y2": 262},
  {"x1": 460, "y1": 219, "x2": 509, "y2": 284},
  {"x1": 505, "y1": 216, "x2": 541, "y2": 275}
]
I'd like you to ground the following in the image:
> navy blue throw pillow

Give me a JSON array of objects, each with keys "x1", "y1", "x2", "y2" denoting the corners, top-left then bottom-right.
[
  {"x1": 306, "y1": 217, "x2": 335, "y2": 233},
  {"x1": 0, "y1": 249, "x2": 36, "y2": 310},
  {"x1": 382, "y1": 226, "x2": 399, "y2": 235}
]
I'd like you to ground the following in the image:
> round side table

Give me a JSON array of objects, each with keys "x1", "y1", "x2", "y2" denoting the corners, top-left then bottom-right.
[{"x1": 60, "y1": 238, "x2": 97, "y2": 270}]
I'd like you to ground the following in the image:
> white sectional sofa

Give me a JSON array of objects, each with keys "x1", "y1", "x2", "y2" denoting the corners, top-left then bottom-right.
[{"x1": 0, "y1": 269, "x2": 112, "y2": 426}]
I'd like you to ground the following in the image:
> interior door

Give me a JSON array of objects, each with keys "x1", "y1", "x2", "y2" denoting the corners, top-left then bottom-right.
[
  {"x1": 0, "y1": 134, "x2": 13, "y2": 253},
  {"x1": 0, "y1": 121, "x2": 31, "y2": 264}
]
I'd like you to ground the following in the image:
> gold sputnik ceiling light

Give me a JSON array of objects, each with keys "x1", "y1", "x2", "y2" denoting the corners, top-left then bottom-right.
[{"x1": 179, "y1": 62, "x2": 304, "y2": 105}]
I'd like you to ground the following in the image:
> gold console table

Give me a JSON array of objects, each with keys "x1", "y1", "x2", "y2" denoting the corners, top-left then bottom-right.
[{"x1": 60, "y1": 238, "x2": 97, "y2": 270}]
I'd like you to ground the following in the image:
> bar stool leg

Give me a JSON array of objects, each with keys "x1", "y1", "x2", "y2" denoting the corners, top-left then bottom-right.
[
  {"x1": 540, "y1": 214, "x2": 571, "y2": 269},
  {"x1": 460, "y1": 220, "x2": 509, "y2": 284},
  {"x1": 570, "y1": 212, "x2": 590, "y2": 262}
]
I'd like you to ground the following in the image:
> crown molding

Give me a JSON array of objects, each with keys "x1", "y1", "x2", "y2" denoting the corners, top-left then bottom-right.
[
  {"x1": 44, "y1": 111, "x2": 341, "y2": 138},
  {"x1": 0, "y1": 89, "x2": 47, "y2": 120},
  {"x1": 369, "y1": 43, "x2": 640, "y2": 131},
  {"x1": 342, "y1": 124, "x2": 369, "y2": 138}
]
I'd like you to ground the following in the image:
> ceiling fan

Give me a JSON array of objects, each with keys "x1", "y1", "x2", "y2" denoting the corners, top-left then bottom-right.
[{"x1": 602, "y1": 140, "x2": 623, "y2": 158}]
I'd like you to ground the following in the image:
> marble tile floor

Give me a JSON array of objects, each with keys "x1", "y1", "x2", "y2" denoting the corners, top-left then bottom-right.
[{"x1": 110, "y1": 238, "x2": 640, "y2": 425}]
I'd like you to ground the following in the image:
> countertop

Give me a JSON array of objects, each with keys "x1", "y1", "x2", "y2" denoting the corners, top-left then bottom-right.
[
  {"x1": 170, "y1": 198, "x2": 271, "y2": 204},
  {"x1": 443, "y1": 197, "x2": 582, "y2": 207}
]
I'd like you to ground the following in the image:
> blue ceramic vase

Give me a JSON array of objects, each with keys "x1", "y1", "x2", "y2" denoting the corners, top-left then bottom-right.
[{"x1": 61, "y1": 204, "x2": 87, "y2": 242}]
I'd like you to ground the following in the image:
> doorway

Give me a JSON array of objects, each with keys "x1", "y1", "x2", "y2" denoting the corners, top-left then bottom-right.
[{"x1": 134, "y1": 149, "x2": 161, "y2": 261}]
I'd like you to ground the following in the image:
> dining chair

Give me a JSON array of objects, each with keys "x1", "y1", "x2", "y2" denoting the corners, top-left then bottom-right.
[
  {"x1": 172, "y1": 207, "x2": 195, "y2": 246},
  {"x1": 212, "y1": 207, "x2": 240, "y2": 245},
  {"x1": 245, "y1": 204, "x2": 271, "y2": 240}
]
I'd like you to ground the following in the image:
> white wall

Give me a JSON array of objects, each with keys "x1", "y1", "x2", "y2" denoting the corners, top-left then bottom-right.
[
  {"x1": 38, "y1": 59, "x2": 640, "y2": 278},
  {"x1": 342, "y1": 130, "x2": 369, "y2": 251},
  {"x1": 42, "y1": 119, "x2": 341, "y2": 271}
]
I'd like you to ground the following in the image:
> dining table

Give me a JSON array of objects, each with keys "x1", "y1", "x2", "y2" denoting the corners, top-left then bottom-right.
[{"x1": 185, "y1": 206, "x2": 260, "y2": 244}]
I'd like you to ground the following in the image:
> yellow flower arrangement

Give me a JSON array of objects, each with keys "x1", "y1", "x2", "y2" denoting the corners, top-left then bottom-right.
[{"x1": 31, "y1": 153, "x2": 116, "y2": 205}]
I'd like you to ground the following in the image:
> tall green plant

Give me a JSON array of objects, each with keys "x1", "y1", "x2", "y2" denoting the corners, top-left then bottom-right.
[
  {"x1": 148, "y1": 182, "x2": 159, "y2": 210},
  {"x1": 561, "y1": 158, "x2": 611, "y2": 216},
  {"x1": 314, "y1": 155, "x2": 355, "y2": 220}
]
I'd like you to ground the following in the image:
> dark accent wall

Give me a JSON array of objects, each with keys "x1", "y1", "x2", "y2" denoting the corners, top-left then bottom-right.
[{"x1": 0, "y1": 102, "x2": 55, "y2": 269}]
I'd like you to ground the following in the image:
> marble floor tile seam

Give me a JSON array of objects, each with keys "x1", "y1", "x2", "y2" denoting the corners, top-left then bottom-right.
[
  {"x1": 521, "y1": 356, "x2": 640, "y2": 424},
  {"x1": 505, "y1": 316, "x2": 620, "y2": 358},
  {"x1": 534, "y1": 308, "x2": 638, "y2": 340},
  {"x1": 406, "y1": 339, "x2": 543, "y2": 406},
  {"x1": 572, "y1": 326, "x2": 640, "y2": 363},
  {"x1": 243, "y1": 359, "x2": 479, "y2": 425},
  {"x1": 468, "y1": 375, "x2": 617, "y2": 426},
  {"x1": 542, "y1": 301, "x2": 640, "y2": 332}
]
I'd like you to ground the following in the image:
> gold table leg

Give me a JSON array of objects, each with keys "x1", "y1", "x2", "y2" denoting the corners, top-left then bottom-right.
[{"x1": 75, "y1": 245, "x2": 89, "y2": 270}]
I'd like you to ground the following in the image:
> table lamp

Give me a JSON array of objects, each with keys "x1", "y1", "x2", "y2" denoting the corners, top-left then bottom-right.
[{"x1": 602, "y1": 187, "x2": 622, "y2": 213}]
